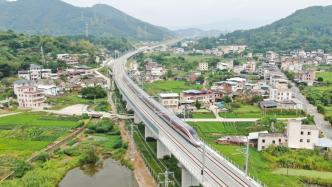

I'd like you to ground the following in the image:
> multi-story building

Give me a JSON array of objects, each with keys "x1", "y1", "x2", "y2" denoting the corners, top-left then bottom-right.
[
  {"x1": 257, "y1": 120, "x2": 320, "y2": 151},
  {"x1": 16, "y1": 86, "x2": 45, "y2": 108},
  {"x1": 18, "y1": 64, "x2": 52, "y2": 81},
  {"x1": 243, "y1": 60, "x2": 256, "y2": 73},
  {"x1": 198, "y1": 62, "x2": 209, "y2": 71},
  {"x1": 13, "y1": 79, "x2": 35, "y2": 95},
  {"x1": 287, "y1": 120, "x2": 319, "y2": 149},
  {"x1": 159, "y1": 93, "x2": 179, "y2": 113},
  {"x1": 269, "y1": 79, "x2": 293, "y2": 102},
  {"x1": 180, "y1": 90, "x2": 215, "y2": 106},
  {"x1": 297, "y1": 70, "x2": 316, "y2": 86},
  {"x1": 266, "y1": 51, "x2": 278, "y2": 62}
]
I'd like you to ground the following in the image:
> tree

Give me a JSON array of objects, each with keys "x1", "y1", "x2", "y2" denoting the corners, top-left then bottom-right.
[
  {"x1": 195, "y1": 100, "x2": 201, "y2": 110},
  {"x1": 79, "y1": 146, "x2": 99, "y2": 165},
  {"x1": 80, "y1": 86, "x2": 107, "y2": 99},
  {"x1": 223, "y1": 96, "x2": 232, "y2": 103},
  {"x1": 317, "y1": 77, "x2": 324, "y2": 82}
]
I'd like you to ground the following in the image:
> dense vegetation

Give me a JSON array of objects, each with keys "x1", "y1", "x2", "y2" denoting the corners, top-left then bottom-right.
[
  {"x1": 80, "y1": 86, "x2": 107, "y2": 99},
  {"x1": 0, "y1": 30, "x2": 96, "y2": 79},
  {"x1": 222, "y1": 6, "x2": 332, "y2": 52},
  {"x1": 1, "y1": 117, "x2": 129, "y2": 186},
  {"x1": 0, "y1": 0, "x2": 173, "y2": 41}
]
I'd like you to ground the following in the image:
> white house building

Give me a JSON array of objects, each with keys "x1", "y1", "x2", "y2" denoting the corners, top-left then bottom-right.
[
  {"x1": 18, "y1": 64, "x2": 52, "y2": 81},
  {"x1": 287, "y1": 120, "x2": 319, "y2": 149},
  {"x1": 257, "y1": 120, "x2": 320, "y2": 151},
  {"x1": 199, "y1": 62, "x2": 209, "y2": 71},
  {"x1": 37, "y1": 85, "x2": 60, "y2": 96},
  {"x1": 159, "y1": 93, "x2": 179, "y2": 113},
  {"x1": 16, "y1": 86, "x2": 45, "y2": 109}
]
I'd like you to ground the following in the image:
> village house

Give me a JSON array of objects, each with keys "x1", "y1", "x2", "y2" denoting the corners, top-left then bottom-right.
[
  {"x1": 57, "y1": 54, "x2": 81, "y2": 65},
  {"x1": 287, "y1": 120, "x2": 319, "y2": 150},
  {"x1": 257, "y1": 133, "x2": 287, "y2": 151},
  {"x1": 18, "y1": 64, "x2": 52, "y2": 81},
  {"x1": 36, "y1": 85, "x2": 60, "y2": 96},
  {"x1": 269, "y1": 79, "x2": 293, "y2": 102},
  {"x1": 266, "y1": 51, "x2": 278, "y2": 62},
  {"x1": 159, "y1": 93, "x2": 179, "y2": 113},
  {"x1": 243, "y1": 60, "x2": 256, "y2": 73},
  {"x1": 16, "y1": 86, "x2": 45, "y2": 109},
  {"x1": 257, "y1": 120, "x2": 320, "y2": 151},
  {"x1": 216, "y1": 61, "x2": 233, "y2": 71},
  {"x1": 180, "y1": 90, "x2": 215, "y2": 106},
  {"x1": 14, "y1": 79, "x2": 35, "y2": 95},
  {"x1": 198, "y1": 62, "x2": 209, "y2": 71},
  {"x1": 296, "y1": 70, "x2": 316, "y2": 86}
]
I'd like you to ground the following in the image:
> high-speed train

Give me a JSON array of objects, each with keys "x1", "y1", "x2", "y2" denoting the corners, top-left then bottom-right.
[{"x1": 122, "y1": 76, "x2": 201, "y2": 147}]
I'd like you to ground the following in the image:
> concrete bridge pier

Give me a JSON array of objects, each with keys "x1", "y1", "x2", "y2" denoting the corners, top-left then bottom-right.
[
  {"x1": 134, "y1": 113, "x2": 142, "y2": 124},
  {"x1": 144, "y1": 125, "x2": 155, "y2": 140},
  {"x1": 181, "y1": 166, "x2": 200, "y2": 187},
  {"x1": 156, "y1": 140, "x2": 171, "y2": 159}
]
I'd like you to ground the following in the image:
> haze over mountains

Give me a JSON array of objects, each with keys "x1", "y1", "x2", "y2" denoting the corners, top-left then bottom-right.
[
  {"x1": 0, "y1": 0, "x2": 173, "y2": 41},
  {"x1": 223, "y1": 5, "x2": 332, "y2": 52}
]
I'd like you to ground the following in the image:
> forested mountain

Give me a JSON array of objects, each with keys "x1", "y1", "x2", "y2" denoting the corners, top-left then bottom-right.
[
  {"x1": 0, "y1": 0, "x2": 173, "y2": 41},
  {"x1": 222, "y1": 5, "x2": 332, "y2": 52}
]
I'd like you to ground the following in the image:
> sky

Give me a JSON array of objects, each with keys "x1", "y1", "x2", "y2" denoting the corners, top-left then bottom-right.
[{"x1": 63, "y1": 0, "x2": 332, "y2": 31}]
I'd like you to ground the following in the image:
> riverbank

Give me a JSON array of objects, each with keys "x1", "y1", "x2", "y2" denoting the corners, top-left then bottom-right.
[{"x1": 118, "y1": 119, "x2": 156, "y2": 187}]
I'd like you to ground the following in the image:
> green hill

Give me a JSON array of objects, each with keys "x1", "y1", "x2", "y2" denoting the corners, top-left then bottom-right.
[
  {"x1": 0, "y1": 0, "x2": 173, "y2": 41},
  {"x1": 223, "y1": 5, "x2": 332, "y2": 52}
]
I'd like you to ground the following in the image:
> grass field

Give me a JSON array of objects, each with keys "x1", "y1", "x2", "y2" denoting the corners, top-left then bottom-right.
[
  {"x1": 0, "y1": 112, "x2": 80, "y2": 178},
  {"x1": 191, "y1": 112, "x2": 216, "y2": 119},
  {"x1": 317, "y1": 71, "x2": 332, "y2": 83},
  {"x1": 144, "y1": 80, "x2": 202, "y2": 95},
  {"x1": 219, "y1": 104, "x2": 304, "y2": 118},
  {"x1": 47, "y1": 92, "x2": 107, "y2": 110},
  {"x1": 0, "y1": 113, "x2": 79, "y2": 128},
  {"x1": 274, "y1": 168, "x2": 332, "y2": 179}
]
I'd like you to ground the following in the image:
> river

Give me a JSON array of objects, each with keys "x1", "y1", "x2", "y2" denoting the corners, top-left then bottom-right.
[{"x1": 59, "y1": 158, "x2": 139, "y2": 187}]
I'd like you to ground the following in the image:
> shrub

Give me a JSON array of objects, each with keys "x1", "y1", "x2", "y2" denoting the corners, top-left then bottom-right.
[
  {"x1": 112, "y1": 139, "x2": 123, "y2": 149},
  {"x1": 79, "y1": 146, "x2": 99, "y2": 165},
  {"x1": 34, "y1": 152, "x2": 50, "y2": 162},
  {"x1": 80, "y1": 86, "x2": 107, "y2": 99},
  {"x1": 13, "y1": 160, "x2": 32, "y2": 178}
]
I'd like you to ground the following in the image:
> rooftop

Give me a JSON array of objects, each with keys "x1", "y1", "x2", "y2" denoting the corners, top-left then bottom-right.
[
  {"x1": 301, "y1": 125, "x2": 318, "y2": 130},
  {"x1": 159, "y1": 93, "x2": 179, "y2": 98},
  {"x1": 315, "y1": 138, "x2": 332, "y2": 148},
  {"x1": 258, "y1": 133, "x2": 285, "y2": 138},
  {"x1": 14, "y1": 79, "x2": 35, "y2": 85}
]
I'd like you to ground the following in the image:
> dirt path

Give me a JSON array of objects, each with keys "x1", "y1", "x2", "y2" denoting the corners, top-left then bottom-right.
[{"x1": 118, "y1": 120, "x2": 156, "y2": 187}]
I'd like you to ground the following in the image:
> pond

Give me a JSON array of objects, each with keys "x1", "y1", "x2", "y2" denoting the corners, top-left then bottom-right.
[{"x1": 59, "y1": 158, "x2": 138, "y2": 187}]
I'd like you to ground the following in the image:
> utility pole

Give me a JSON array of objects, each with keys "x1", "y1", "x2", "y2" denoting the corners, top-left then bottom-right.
[
  {"x1": 245, "y1": 136, "x2": 250, "y2": 175},
  {"x1": 164, "y1": 170, "x2": 169, "y2": 187},
  {"x1": 85, "y1": 22, "x2": 89, "y2": 38},
  {"x1": 40, "y1": 45, "x2": 46, "y2": 64},
  {"x1": 130, "y1": 123, "x2": 135, "y2": 161},
  {"x1": 201, "y1": 144, "x2": 206, "y2": 183}
]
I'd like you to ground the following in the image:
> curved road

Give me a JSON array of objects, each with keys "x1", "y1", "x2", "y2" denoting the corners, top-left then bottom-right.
[{"x1": 110, "y1": 47, "x2": 262, "y2": 187}]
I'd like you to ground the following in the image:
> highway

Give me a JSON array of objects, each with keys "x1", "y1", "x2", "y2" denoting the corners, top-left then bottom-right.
[{"x1": 110, "y1": 47, "x2": 262, "y2": 187}]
